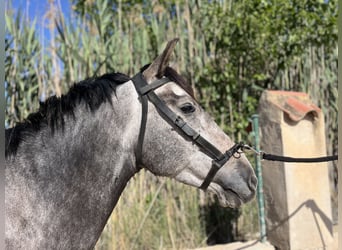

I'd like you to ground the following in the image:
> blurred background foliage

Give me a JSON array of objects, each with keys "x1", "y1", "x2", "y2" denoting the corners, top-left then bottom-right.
[{"x1": 5, "y1": 0, "x2": 338, "y2": 249}]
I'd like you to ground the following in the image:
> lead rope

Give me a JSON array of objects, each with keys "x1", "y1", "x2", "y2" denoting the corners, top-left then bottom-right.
[{"x1": 242, "y1": 144, "x2": 338, "y2": 162}]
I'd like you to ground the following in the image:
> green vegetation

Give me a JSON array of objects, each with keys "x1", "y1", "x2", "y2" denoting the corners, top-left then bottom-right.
[{"x1": 5, "y1": 0, "x2": 337, "y2": 249}]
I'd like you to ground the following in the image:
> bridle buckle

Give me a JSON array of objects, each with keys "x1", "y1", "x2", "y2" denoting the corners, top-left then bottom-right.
[{"x1": 175, "y1": 116, "x2": 186, "y2": 128}]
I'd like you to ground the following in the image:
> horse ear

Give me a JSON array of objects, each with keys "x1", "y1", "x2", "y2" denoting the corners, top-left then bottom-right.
[{"x1": 143, "y1": 38, "x2": 179, "y2": 83}]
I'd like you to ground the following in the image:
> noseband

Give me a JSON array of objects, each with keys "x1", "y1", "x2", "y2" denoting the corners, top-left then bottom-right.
[{"x1": 131, "y1": 73, "x2": 243, "y2": 190}]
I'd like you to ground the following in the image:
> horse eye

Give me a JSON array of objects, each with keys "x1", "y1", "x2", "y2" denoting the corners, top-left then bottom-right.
[{"x1": 180, "y1": 103, "x2": 196, "y2": 114}]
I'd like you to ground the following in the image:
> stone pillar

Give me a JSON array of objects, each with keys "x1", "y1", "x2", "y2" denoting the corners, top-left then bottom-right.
[{"x1": 258, "y1": 90, "x2": 334, "y2": 250}]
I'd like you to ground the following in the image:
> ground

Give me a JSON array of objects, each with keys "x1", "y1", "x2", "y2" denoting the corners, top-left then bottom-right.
[
  {"x1": 190, "y1": 240, "x2": 274, "y2": 250},
  {"x1": 190, "y1": 228, "x2": 338, "y2": 250}
]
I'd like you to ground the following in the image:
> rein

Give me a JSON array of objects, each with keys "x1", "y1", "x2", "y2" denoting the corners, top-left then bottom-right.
[
  {"x1": 131, "y1": 73, "x2": 243, "y2": 190},
  {"x1": 242, "y1": 144, "x2": 338, "y2": 162}
]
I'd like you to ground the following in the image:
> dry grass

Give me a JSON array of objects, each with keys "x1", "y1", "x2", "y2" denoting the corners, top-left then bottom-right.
[{"x1": 95, "y1": 171, "x2": 207, "y2": 250}]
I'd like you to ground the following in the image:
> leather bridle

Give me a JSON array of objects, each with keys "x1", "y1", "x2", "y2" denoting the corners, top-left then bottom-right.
[{"x1": 131, "y1": 72, "x2": 244, "y2": 190}]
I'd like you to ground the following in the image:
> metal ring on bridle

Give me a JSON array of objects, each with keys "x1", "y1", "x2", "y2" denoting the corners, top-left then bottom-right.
[{"x1": 233, "y1": 152, "x2": 242, "y2": 159}]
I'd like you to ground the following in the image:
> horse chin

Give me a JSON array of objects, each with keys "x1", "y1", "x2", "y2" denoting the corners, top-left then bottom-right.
[
  {"x1": 173, "y1": 170, "x2": 242, "y2": 208},
  {"x1": 209, "y1": 184, "x2": 242, "y2": 208}
]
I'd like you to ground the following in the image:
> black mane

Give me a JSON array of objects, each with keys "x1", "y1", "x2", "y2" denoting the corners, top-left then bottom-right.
[
  {"x1": 6, "y1": 72, "x2": 130, "y2": 157},
  {"x1": 5, "y1": 66, "x2": 194, "y2": 157}
]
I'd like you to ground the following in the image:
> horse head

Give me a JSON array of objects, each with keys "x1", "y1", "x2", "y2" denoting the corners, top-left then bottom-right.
[{"x1": 135, "y1": 39, "x2": 257, "y2": 208}]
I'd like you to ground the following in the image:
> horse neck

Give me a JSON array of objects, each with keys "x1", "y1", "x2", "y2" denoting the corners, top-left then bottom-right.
[{"x1": 6, "y1": 81, "x2": 141, "y2": 249}]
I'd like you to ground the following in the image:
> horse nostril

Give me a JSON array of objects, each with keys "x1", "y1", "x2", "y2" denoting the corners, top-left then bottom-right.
[{"x1": 249, "y1": 174, "x2": 258, "y2": 191}]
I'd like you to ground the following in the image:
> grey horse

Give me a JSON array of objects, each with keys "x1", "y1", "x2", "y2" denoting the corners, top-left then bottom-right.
[{"x1": 5, "y1": 39, "x2": 257, "y2": 249}]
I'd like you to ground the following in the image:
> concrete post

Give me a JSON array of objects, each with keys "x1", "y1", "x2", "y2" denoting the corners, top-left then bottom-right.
[{"x1": 258, "y1": 90, "x2": 333, "y2": 250}]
